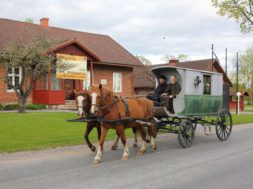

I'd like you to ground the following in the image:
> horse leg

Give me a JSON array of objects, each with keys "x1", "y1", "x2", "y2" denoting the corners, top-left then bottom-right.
[
  {"x1": 93, "y1": 125, "x2": 108, "y2": 164},
  {"x1": 84, "y1": 123, "x2": 96, "y2": 152},
  {"x1": 148, "y1": 124, "x2": 157, "y2": 150},
  {"x1": 132, "y1": 127, "x2": 138, "y2": 147},
  {"x1": 138, "y1": 125, "x2": 147, "y2": 155},
  {"x1": 116, "y1": 125, "x2": 129, "y2": 160},
  {"x1": 111, "y1": 132, "x2": 120, "y2": 151},
  {"x1": 96, "y1": 122, "x2": 101, "y2": 141}
]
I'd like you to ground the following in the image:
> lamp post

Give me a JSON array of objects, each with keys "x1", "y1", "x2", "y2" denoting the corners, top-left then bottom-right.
[{"x1": 236, "y1": 52, "x2": 239, "y2": 115}]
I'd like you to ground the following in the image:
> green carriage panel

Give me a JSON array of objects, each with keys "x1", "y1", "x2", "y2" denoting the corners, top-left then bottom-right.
[{"x1": 183, "y1": 95, "x2": 222, "y2": 115}]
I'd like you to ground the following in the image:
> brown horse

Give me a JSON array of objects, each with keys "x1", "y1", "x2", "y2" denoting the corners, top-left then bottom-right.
[
  {"x1": 74, "y1": 90, "x2": 138, "y2": 152},
  {"x1": 89, "y1": 84, "x2": 156, "y2": 164}
]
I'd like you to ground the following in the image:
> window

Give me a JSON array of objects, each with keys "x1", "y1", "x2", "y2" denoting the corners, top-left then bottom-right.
[
  {"x1": 50, "y1": 74, "x2": 62, "y2": 90},
  {"x1": 113, "y1": 72, "x2": 122, "y2": 92},
  {"x1": 203, "y1": 75, "x2": 211, "y2": 95},
  {"x1": 7, "y1": 67, "x2": 22, "y2": 92},
  {"x1": 83, "y1": 70, "x2": 90, "y2": 90}
]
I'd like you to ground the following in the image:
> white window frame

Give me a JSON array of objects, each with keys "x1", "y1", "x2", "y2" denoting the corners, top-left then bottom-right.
[
  {"x1": 7, "y1": 67, "x2": 22, "y2": 92},
  {"x1": 83, "y1": 70, "x2": 91, "y2": 90},
  {"x1": 113, "y1": 72, "x2": 122, "y2": 92}
]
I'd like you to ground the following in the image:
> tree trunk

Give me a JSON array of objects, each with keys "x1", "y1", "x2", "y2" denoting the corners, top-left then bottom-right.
[{"x1": 18, "y1": 97, "x2": 27, "y2": 113}]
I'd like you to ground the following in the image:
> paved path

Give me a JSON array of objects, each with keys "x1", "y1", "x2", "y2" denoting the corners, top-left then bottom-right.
[{"x1": 0, "y1": 124, "x2": 253, "y2": 189}]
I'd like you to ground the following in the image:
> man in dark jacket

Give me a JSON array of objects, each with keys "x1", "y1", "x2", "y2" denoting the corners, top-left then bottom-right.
[
  {"x1": 151, "y1": 75, "x2": 167, "y2": 106},
  {"x1": 160, "y1": 75, "x2": 181, "y2": 113}
]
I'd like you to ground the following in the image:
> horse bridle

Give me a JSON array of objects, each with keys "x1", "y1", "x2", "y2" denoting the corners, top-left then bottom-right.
[{"x1": 91, "y1": 91, "x2": 120, "y2": 118}]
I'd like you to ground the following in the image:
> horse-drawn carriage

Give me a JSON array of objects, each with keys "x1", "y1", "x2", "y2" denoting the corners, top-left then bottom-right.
[
  {"x1": 148, "y1": 66, "x2": 232, "y2": 148},
  {"x1": 68, "y1": 65, "x2": 232, "y2": 163}
]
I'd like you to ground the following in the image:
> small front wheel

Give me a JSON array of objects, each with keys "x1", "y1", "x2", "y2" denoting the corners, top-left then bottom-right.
[{"x1": 178, "y1": 119, "x2": 195, "y2": 148}]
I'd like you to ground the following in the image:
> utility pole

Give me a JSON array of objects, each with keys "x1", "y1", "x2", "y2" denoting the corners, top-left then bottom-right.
[
  {"x1": 211, "y1": 44, "x2": 214, "y2": 72},
  {"x1": 236, "y1": 52, "x2": 239, "y2": 115},
  {"x1": 225, "y1": 48, "x2": 228, "y2": 75}
]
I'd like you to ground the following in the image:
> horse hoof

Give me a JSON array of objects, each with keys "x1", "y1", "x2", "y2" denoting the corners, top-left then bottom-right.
[
  {"x1": 152, "y1": 145, "x2": 157, "y2": 150},
  {"x1": 111, "y1": 145, "x2": 118, "y2": 151},
  {"x1": 133, "y1": 143, "x2": 138, "y2": 148},
  {"x1": 138, "y1": 150, "x2": 145, "y2": 155},
  {"x1": 93, "y1": 159, "x2": 101, "y2": 164},
  {"x1": 91, "y1": 146, "x2": 96, "y2": 152},
  {"x1": 122, "y1": 156, "x2": 129, "y2": 160}
]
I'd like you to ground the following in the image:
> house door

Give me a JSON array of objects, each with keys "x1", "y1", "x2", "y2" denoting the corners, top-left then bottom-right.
[{"x1": 64, "y1": 80, "x2": 75, "y2": 100}]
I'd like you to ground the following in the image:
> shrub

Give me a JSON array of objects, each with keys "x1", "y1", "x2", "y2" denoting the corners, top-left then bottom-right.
[
  {"x1": 25, "y1": 104, "x2": 46, "y2": 110},
  {"x1": 3, "y1": 104, "x2": 19, "y2": 110},
  {"x1": 0, "y1": 104, "x2": 3, "y2": 111}
]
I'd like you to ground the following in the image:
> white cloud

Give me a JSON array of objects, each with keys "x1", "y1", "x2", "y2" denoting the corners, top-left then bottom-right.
[{"x1": 0, "y1": 0, "x2": 252, "y2": 69}]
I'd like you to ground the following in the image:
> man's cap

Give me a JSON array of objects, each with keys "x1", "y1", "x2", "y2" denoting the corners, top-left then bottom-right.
[{"x1": 158, "y1": 75, "x2": 167, "y2": 80}]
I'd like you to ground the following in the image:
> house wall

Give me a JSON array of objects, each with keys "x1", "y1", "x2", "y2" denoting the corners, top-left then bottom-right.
[
  {"x1": 0, "y1": 67, "x2": 32, "y2": 105},
  {"x1": 93, "y1": 64, "x2": 134, "y2": 97}
]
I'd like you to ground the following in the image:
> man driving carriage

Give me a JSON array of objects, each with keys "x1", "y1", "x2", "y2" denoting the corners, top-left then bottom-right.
[
  {"x1": 160, "y1": 75, "x2": 181, "y2": 113},
  {"x1": 146, "y1": 75, "x2": 167, "y2": 106}
]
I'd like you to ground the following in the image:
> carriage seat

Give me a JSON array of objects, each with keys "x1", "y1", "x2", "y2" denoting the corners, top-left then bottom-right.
[{"x1": 153, "y1": 107, "x2": 172, "y2": 118}]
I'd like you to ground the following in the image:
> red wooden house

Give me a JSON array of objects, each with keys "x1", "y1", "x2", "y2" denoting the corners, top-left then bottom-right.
[
  {"x1": 0, "y1": 18, "x2": 143, "y2": 107},
  {"x1": 229, "y1": 88, "x2": 249, "y2": 111}
]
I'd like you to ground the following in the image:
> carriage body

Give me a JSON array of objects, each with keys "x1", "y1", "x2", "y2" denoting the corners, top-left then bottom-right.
[
  {"x1": 151, "y1": 66, "x2": 226, "y2": 116},
  {"x1": 149, "y1": 66, "x2": 232, "y2": 148}
]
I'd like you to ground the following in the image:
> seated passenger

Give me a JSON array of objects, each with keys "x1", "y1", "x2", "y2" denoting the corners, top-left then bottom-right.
[
  {"x1": 147, "y1": 75, "x2": 167, "y2": 106},
  {"x1": 160, "y1": 75, "x2": 181, "y2": 113}
]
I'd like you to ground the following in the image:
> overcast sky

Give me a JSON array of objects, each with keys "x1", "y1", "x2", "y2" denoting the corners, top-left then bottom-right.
[{"x1": 1, "y1": 0, "x2": 253, "y2": 69}]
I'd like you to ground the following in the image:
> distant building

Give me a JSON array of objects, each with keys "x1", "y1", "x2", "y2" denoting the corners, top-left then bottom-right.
[{"x1": 229, "y1": 89, "x2": 249, "y2": 111}]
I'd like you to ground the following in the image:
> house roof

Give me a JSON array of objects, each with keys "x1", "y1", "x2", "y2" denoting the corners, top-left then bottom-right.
[
  {"x1": 0, "y1": 18, "x2": 142, "y2": 67},
  {"x1": 229, "y1": 88, "x2": 249, "y2": 96},
  {"x1": 133, "y1": 65, "x2": 156, "y2": 88},
  {"x1": 134, "y1": 59, "x2": 233, "y2": 89}
]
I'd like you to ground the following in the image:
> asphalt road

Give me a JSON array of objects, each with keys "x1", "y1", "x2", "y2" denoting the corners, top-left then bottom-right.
[{"x1": 1, "y1": 124, "x2": 253, "y2": 189}]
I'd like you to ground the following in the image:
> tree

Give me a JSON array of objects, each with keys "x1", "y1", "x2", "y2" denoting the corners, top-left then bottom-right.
[
  {"x1": 211, "y1": 0, "x2": 253, "y2": 33},
  {"x1": 228, "y1": 47, "x2": 253, "y2": 101},
  {"x1": 0, "y1": 36, "x2": 58, "y2": 112},
  {"x1": 136, "y1": 55, "x2": 152, "y2": 65},
  {"x1": 25, "y1": 18, "x2": 34, "y2": 23},
  {"x1": 162, "y1": 53, "x2": 189, "y2": 63}
]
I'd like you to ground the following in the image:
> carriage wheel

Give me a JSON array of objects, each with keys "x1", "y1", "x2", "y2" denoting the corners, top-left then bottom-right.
[
  {"x1": 216, "y1": 110, "x2": 232, "y2": 141},
  {"x1": 146, "y1": 120, "x2": 159, "y2": 143},
  {"x1": 178, "y1": 119, "x2": 195, "y2": 148}
]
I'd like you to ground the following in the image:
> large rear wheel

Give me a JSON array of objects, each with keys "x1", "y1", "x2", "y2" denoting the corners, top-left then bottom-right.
[
  {"x1": 178, "y1": 119, "x2": 195, "y2": 148},
  {"x1": 216, "y1": 110, "x2": 232, "y2": 141}
]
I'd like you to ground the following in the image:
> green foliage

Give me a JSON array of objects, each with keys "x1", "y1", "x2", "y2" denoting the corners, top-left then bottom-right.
[
  {"x1": 3, "y1": 104, "x2": 19, "y2": 110},
  {"x1": 0, "y1": 104, "x2": 3, "y2": 111},
  {"x1": 162, "y1": 53, "x2": 189, "y2": 63},
  {"x1": 1, "y1": 103, "x2": 46, "y2": 111},
  {"x1": 136, "y1": 55, "x2": 152, "y2": 65},
  {"x1": 25, "y1": 104, "x2": 46, "y2": 110},
  {"x1": 25, "y1": 18, "x2": 34, "y2": 23},
  {"x1": 211, "y1": 0, "x2": 253, "y2": 33}
]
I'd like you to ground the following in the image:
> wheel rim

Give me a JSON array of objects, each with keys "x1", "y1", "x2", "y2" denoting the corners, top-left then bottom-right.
[
  {"x1": 216, "y1": 111, "x2": 232, "y2": 141},
  {"x1": 178, "y1": 120, "x2": 194, "y2": 148}
]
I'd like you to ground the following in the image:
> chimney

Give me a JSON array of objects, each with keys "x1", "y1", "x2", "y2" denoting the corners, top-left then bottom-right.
[
  {"x1": 40, "y1": 18, "x2": 49, "y2": 27},
  {"x1": 168, "y1": 59, "x2": 179, "y2": 66}
]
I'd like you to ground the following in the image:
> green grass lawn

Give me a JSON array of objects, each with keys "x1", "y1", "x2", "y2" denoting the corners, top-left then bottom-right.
[
  {"x1": 0, "y1": 112, "x2": 252, "y2": 153},
  {"x1": 0, "y1": 112, "x2": 133, "y2": 153},
  {"x1": 232, "y1": 114, "x2": 253, "y2": 124},
  {"x1": 245, "y1": 104, "x2": 253, "y2": 109}
]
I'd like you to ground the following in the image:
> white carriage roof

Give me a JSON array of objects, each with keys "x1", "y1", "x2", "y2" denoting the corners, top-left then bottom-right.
[{"x1": 150, "y1": 66, "x2": 223, "y2": 75}]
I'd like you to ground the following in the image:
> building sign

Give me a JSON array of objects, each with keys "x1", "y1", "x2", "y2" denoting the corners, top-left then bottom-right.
[{"x1": 56, "y1": 53, "x2": 87, "y2": 80}]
